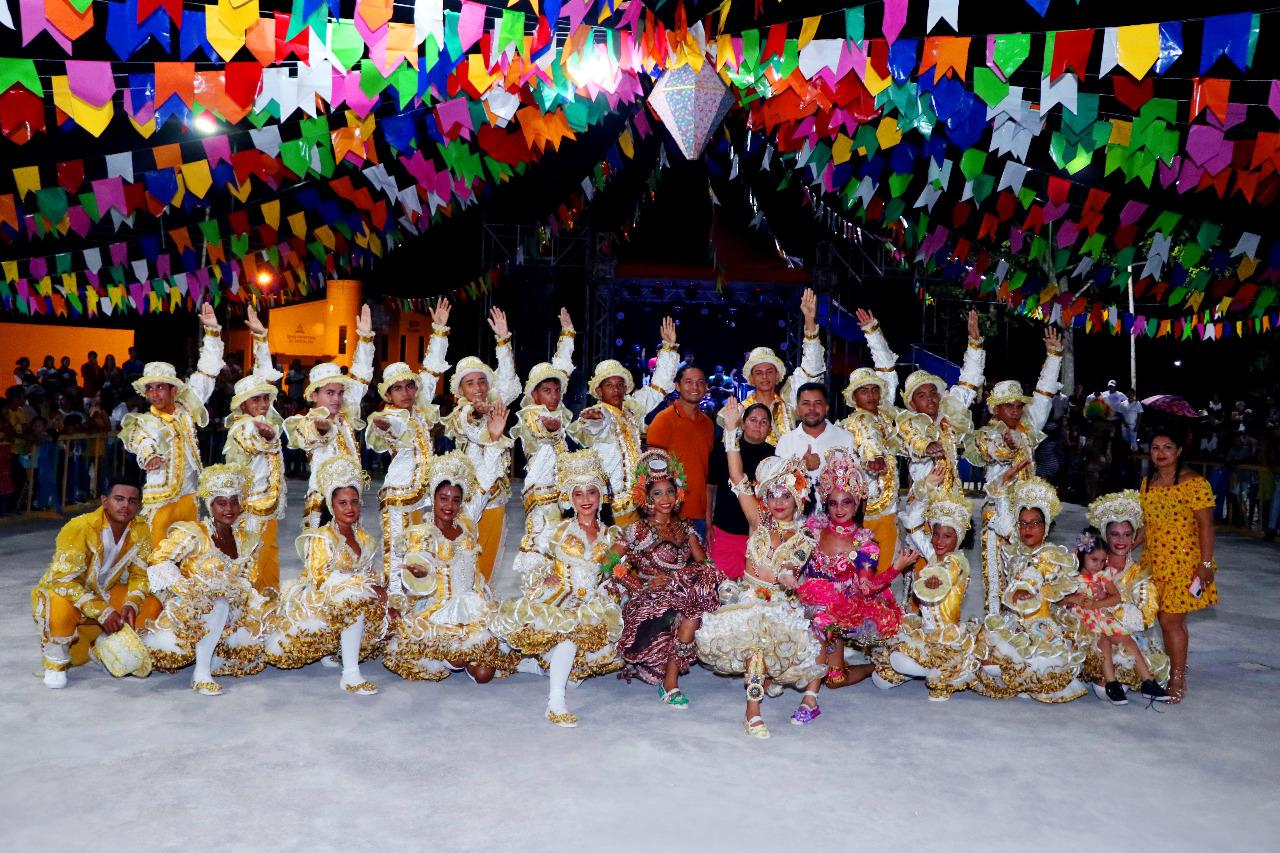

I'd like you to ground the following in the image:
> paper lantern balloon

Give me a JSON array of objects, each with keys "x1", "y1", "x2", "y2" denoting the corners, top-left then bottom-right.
[{"x1": 648, "y1": 63, "x2": 735, "y2": 161}]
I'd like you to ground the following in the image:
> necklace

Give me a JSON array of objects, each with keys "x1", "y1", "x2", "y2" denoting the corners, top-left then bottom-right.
[{"x1": 828, "y1": 520, "x2": 859, "y2": 537}]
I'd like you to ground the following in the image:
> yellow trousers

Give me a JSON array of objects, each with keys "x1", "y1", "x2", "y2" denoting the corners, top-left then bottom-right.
[
  {"x1": 476, "y1": 506, "x2": 506, "y2": 582},
  {"x1": 865, "y1": 513, "x2": 898, "y2": 572},
  {"x1": 147, "y1": 494, "x2": 198, "y2": 550},
  {"x1": 252, "y1": 518, "x2": 279, "y2": 595},
  {"x1": 41, "y1": 586, "x2": 164, "y2": 666}
]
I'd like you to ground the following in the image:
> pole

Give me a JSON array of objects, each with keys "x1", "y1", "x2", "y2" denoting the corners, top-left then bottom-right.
[{"x1": 1128, "y1": 263, "x2": 1138, "y2": 394}]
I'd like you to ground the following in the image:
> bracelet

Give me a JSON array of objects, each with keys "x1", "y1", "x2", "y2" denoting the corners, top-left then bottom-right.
[{"x1": 722, "y1": 428, "x2": 740, "y2": 452}]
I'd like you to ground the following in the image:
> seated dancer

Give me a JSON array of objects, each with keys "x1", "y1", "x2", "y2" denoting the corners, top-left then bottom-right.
[
  {"x1": 569, "y1": 316, "x2": 679, "y2": 526},
  {"x1": 120, "y1": 303, "x2": 224, "y2": 547},
  {"x1": 512, "y1": 308, "x2": 577, "y2": 575},
  {"x1": 31, "y1": 478, "x2": 161, "y2": 688},
  {"x1": 1068, "y1": 490, "x2": 1169, "y2": 701},
  {"x1": 142, "y1": 464, "x2": 267, "y2": 695},
  {"x1": 797, "y1": 449, "x2": 912, "y2": 693},
  {"x1": 494, "y1": 450, "x2": 622, "y2": 728},
  {"x1": 1061, "y1": 529, "x2": 1168, "y2": 705},
  {"x1": 874, "y1": 489, "x2": 980, "y2": 701},
  {"x1": 610, "y1": 449, "x2": 720, "y2": 708},
  {"x1": 840, "y1": 309, "x2": 904, "y2": 572},
  {"x1": 225, "y1": 306, "x2": 287, "y2": 596},
  {"x1": 970, "y1": 327, "x2": 1064, "y2": 614},
  {"x1": 441, "y1": 307, "x2": 520, "y2": 581},
  {"x1": 265, "y1": 457, "x2": 387, "y2": 695},
  {"x1": 697, "y1": 400, "x2": 825, "y2": 739},
  {"x1": 367, "y1": 298, "x2": 451, "y2": 600},
  {"x1": 972, "y1": 477, "x2": 1086, "y2": 703},
  {"x1": 284, "y1": 304, "x2": 375, "y2": 528},
  {"x1": 728, "y1": 287, "x2": 825, "y2": 444},
  {"x1": 894, "y1": 309, "x2": 985, "y2": 497},
  {"x1": 383, "y1": 451, "x2": 516, "y2": 683}
]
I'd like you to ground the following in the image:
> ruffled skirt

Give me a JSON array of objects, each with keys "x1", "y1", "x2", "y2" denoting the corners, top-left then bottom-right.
[
  {"x1": 142, "y1": 575, "x2": 268, "y2": 676},
  {"x1": 971, "y1": 612, "x2": 1087, "y2": 702},
  {"x1": 695, "y1": 587, "x2": 825, "y2": 687},
  {"x1": 617, "y1": 565, "x2": 722, "y2": 685},
  {"x1": 797, "y1": 578, "x2": 903, "y2": 643},
  {"x1": 382, "y1": 591, "x2": 517, "y2": 680},
  {"x1": 263, "y1": 572, "x2": 388, "y2": 669},
  {"x1": 877, "y1": 613, "x2": 980, "y2": 699},
  {"x1": 491, "y1": 592, "x2": 623, "y2": 681}
]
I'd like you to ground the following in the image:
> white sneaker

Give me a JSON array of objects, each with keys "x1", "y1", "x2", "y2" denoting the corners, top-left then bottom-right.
[{"x1": 43, "y1": 669, "x2": 67, "y2": 689}]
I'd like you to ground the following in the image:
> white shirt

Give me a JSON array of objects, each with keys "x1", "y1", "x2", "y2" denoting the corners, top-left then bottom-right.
[
  {"x1": 775, "y1": 420, "x2": 855, "y2": 482},
  {"x1": 96, "y1": 524, "x2": 128, "y2": 600}
]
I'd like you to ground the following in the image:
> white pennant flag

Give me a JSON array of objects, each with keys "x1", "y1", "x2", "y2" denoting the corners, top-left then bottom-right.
[{"x1": 927, "y1": 0, "x2": 959, "y2": 32}]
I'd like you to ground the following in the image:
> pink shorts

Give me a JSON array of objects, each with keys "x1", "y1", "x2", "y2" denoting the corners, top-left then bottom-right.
[{"x1": 709, "y1": 526, "x2": 748, "y2": 580}]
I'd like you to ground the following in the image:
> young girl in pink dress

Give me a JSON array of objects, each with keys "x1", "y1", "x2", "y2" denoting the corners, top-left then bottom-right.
[{"x1": 1064, "y1": 529, "x2": 1166, "y2": 705}]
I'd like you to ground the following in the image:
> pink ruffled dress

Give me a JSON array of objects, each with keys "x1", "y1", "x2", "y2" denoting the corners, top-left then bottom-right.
[{"x1": 797, "y1": 517, "x2": 902, "y2": 643}]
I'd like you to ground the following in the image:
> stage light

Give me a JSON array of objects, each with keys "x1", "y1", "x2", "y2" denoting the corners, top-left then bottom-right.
[
  {"x1": 616, "y1": 311, "x2": 625, "y2": 320},
  {"x1": 256, "y1": 270, "x2": 273, "y2": 286},
  {"x1": 1173, "y1": 360, "x2": 1183, "y2": 368},
  {"x1": 193, "y1": 113, "x2": 219, "y2": 134},
  {"x1": 614, "y1": 338, "x2": 624, "y2": 347}
]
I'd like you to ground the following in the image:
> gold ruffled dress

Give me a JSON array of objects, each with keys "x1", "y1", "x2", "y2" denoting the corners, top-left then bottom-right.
[{"x1": 880, "y1": 552, "x2": 981, "y2": 700}]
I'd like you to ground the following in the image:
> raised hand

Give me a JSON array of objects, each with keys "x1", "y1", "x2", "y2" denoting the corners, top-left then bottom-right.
[
  {"x1": 356, "y1": 304, "x2": 373, "y2": 336},
  {"x1": 559, "y1": 307, "x2": 574, "y2": 334},
  {"x1": 855, "y1": 308, "x2": 877, "y2": 328},
  {"x1": 488, "y1": 307, "x2": 509, "y2": 339},
  {"x1": 246, "y1": 305, "x2": 266, "y2": 336},
  {"x1": 966, "y1": 309, "x2": 981, "y2": 341},
  {"x1": 893, "y1": 548, "x2": 922, "y2": 572},
  {"x1": 659, "y1": 316, "x2": 677, "y2": 346},
  {"x1": 802, "y1": 444, "x2": 821, "y2": 472},
  {"x1": 199, "y1": 302, "x2": 220, "y2": 330},
  {"x1": 1045, "y1": 326, "x2": 1063, "y2": 351},
  {"x1": 801, "y1": 288, "x2": 818, "y2": 331},
  {"x1": 430, "y1": 297, "x2": 451, "y2": 328},
  {"x1": 721, "y1": 396, "x2": 743, "y2": 430},
  {"x1": 487, "y1": 399, "x2": 509, "y2": 441}
]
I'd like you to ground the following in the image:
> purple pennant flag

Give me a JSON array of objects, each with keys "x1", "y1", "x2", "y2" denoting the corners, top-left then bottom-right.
[
  {"x1": 1118, "y1": 200, "x2": 1147, "y2": 226},
  {"x1": 128, "y1": 282, "x2": 148, "y2": 311},
  {"x1": 30, "y1": 257, "x2": 47, "y2": 278},
  {"x1": 110, "y1": 242, "x2": 128, "y2": 267},
  {"x1": 93, "y1": 178, "x2": 127, "y2": 215}
]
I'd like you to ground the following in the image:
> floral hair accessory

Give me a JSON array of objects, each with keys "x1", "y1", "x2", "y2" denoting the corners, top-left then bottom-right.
[{"x1": 630, "y1": 448, "x2": 687, "y2": 509}]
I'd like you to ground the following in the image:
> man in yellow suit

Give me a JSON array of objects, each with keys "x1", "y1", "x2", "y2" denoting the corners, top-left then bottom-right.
[{"x1": 31, "y1": 478, "x2": 161, "y2": 688}]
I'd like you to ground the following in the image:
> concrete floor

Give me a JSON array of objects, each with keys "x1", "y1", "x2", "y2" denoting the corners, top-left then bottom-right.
[{"x1": 2, "y1": 484, "x2": 1278, "y2": 852}]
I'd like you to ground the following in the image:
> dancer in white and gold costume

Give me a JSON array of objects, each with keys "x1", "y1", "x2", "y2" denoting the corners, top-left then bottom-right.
[
  {"x1": 970, "y1": 327, "x2": 1064, "y2": 614},
  {"x1": 224, "y1": 306, "x2": 286, "y2": 596},
  {"x1": 142, "y1": 464, "x2": 267, "y2": 695},
  {"x1": 284, "y1": 304, "x2": 375, "y2": 528},
  {"x1": 839, "y1": 308, "x2": 904, "y2": 572},
  {"x1": 730, "y1": 288, "x2": 825, "y2": 444},
  {"x1": 894, "y1": 309, "x2": 985, "y2": 497},
  {"x1": 512, "y1": 308, "x2": 577, "y2": 575},
  {"x1": 1071, "y1": 490, "x2": 1170, "y2": 696},
  {"x1": 494, "y1": 450, "x2": 623, "y2": 727},
  {"x1": 972, "y1": 477, "x2": 1086, "y2": 703},
  {"x1": 383, "y1": 451, "x2": 516, "y2": 682},
  {"x1": 367, "y1": 298, "x2": 451, "y2": 599},
  {"x1": 697, "y1": 399, "x2": 825, "y2": 739},
  {"x1": 875, "y1": 489, "x2": 980, "y2": 701},
  {"x1": 265, "y1": 457, "x2": 387, "y2": 695},
  {"x1": 441, "y1": 307, "x2": 520, "y2": 581},
  {"x1": 569, "y1": 316, "x2": 678, "y2": 526},
  {"x1": 120, "y1": 303, "x2": 225, "y2": 548}
]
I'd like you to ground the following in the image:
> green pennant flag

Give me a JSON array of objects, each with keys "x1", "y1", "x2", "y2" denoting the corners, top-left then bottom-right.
[
  {"x1": 994, "y1": 33, "x2": 1031, "y2": 79},
  {"x1": 0, "y1": 57, "x2": 41, "y2": 95},
  {"x1": 845, "y1": 7, "x2": 865, "y2": 43}
]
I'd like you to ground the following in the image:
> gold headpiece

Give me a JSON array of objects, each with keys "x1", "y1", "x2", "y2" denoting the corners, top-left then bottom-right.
[
  {"x1": 986, "y1": 379, "x2": 1031, "y2": 411},
  {"x1": 230, "y1": 375, "x2": 279, "y2": 414},
  {"x1": 304, "y1": 362, "x2": 362, "y2": 401},
  {"x1": 753, "y1": 455, "x2": 810, "y2": 506},
  {"x1": 925, "y1": 491, "x2": 972, "y2": 534},
  {"x1": 315, "y1": 456, "x2": 369, "y2": 513},
  {"x1": 842, "y1": 367, "x2": 889, "y2": 407},
  {"x1": 1087, "y1": 489, "x2": 1144, "y2": 532},
  {"x1": 429, "y1": 450, "x2": 479, "y2": 503},
  {"x1": 1010, "y1": 476, "x2": 1061, "y2": 523},
  {"x1": 377, "y1": 362, "x2": 420, "y2": 401},
  {"x1": 556, "y1": 450, "x2": 610, "y2": 508},
  {"x1": 522, "y1": 362, "x2": 570, "y2": 407},
  {"x1": 815, "y1": 448, "x2": 869, "y2": 502},
  {"x1": 743, "y1": 346, "x2": 787, "y2": 382},
  {"x1": 902, "y1": 370, "x2": 946, "y2": 411},
  {"x1": 587, "y1": 359, "x2": 635, "y2": 399},
  {"x1": 198, "y1": 463, "x2": 251, "y2": 504}
]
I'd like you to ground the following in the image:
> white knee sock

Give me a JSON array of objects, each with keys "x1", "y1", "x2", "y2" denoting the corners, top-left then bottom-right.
[
  {"x1": 340, "y1": 613, "x2": 366, "y2": 682},
  {"x1": 547, "y1": 640, "x2": 577, "y2": 713},
  {"x1": 194, "y1": 598, "x2": 230, "y2": 683}
]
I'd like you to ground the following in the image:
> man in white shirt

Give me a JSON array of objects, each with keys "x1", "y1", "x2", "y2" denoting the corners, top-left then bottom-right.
[
  {"x1": 1100, "y1": 380, "x2": 1128, "y2": 421},
  {"x1": 1121, "y1": 391, "x2": 1143, "y2": 450},
  {"x1": 774, "y1": 383, "x2": 854, "y2": 487}
]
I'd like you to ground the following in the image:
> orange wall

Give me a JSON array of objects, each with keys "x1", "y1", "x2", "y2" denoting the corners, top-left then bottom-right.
[
  {"x1": 0, "y1": 323, "x2": 134, "y2": 385},
  {"x1": 267, "y1": 280, "x2": 363, "y2": 368}
]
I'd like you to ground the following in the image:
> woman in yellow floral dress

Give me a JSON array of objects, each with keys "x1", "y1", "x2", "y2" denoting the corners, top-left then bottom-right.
[{"x1": 1140, "y1": 431, "x2": 1217, "y2": 704}]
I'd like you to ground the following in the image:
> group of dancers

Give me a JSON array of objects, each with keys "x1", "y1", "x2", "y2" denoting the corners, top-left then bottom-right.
[{"x1": 31, "y1": 293, "x2": 1173, "y2": 737}]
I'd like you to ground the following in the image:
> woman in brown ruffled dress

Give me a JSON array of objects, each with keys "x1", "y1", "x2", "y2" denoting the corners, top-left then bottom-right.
[{"x1": 608, "y1": 449, "x2": 721, "y2": 708}]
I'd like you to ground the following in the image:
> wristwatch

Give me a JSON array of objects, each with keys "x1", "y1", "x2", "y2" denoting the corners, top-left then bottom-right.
[{"x1": 1201, "y1": 560, "x2": 1215, "y2": 571}]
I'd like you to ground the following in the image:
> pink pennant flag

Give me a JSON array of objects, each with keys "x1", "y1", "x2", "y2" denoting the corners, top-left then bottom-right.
[
  {"x1": 458, "y1": 0, "x2": 486, "y2": 52},
  {"x1": 65, "y1": 61, "x2": 116, "y2": 106},
  {"x1": 882, "y1": 0, "x2": 909, "y2": 45}
]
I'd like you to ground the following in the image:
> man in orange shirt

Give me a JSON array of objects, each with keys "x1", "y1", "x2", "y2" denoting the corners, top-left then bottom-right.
[{"x1": 646, "y1": 365, "x2": 714, "y2": 539}]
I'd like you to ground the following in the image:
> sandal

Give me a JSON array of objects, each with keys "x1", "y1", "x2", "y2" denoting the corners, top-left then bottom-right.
[
  {"x1": 659, "y1": 686, "x2": 689, "y2": 709},
  {"x1": 743, "y1": 715, "x2": 771, "y2": 739},
  {"x1": 790, "y1": 691, "x2": 822, "y2": 726},
  {"x1": 1166, "y1": 666, "x2": 1186, "y2": 705},
  {"x1": 546, "y1": 706, "x2": 579, "y2": 728},
  {"x1": 342, "y1": 679, "x2": 378, "y2": 695},
  {"x1": 192, "y1": 680, "x2": 223, "y2": 696}
]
